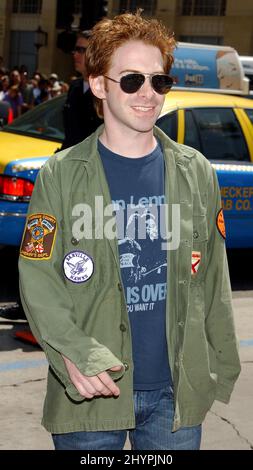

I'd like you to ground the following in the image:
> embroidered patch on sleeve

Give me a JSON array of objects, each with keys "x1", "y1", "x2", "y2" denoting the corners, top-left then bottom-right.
[
  {"x1": 216, "y1": 208, "x2": 226, "y2": 239},
  {"x1": 20, "y1": 213, "x2": 57, "y2": 260}
]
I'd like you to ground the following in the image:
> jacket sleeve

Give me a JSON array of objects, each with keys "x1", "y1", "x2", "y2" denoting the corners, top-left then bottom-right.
[
  {"x1": 18, "y1": 160, "x2": 124, "y2": 401},
  {"x1": 204, "y1": 166, "x2": 241, "y2": 403}
]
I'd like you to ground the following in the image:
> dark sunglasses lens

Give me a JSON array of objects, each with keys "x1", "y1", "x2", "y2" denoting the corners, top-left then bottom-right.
[
  {"x1": 120, "y1": 74, "x2": 145, "y2": 93},
  {"x1": 74, "y1": 46, "x2": 86, "y2": 54},
  {"x1": 152, "y1": 75, "x2": 173, "y2": 94}
]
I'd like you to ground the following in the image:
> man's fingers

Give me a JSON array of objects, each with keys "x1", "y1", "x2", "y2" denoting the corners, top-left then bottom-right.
[
  {"x1": 86, "y1": 375, "x2": 114, "y2": 396},
  {"x1": 109, "y1": 365, "x2": 123, "y2": 372},
  {"x1": 97, "y1": 371, "x2": 120, "y2": 396},
  {"x1": 63, "y1": 355, "x2": 121, "y2": 397},
  {"x1": 74, "y1": 377, "x2": 99, "y2": 398}
]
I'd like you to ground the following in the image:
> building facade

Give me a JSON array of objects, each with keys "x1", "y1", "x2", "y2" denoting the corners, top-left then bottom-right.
[
  {"x1": 108, "y1": 1, "x2": 253, "y2": 52},
  {"x1": 0, "y1": 0, "x2": 252, "y2": 79},
  {"x1": 0, "y1": 0, "x2": 80, "y2": 79}
]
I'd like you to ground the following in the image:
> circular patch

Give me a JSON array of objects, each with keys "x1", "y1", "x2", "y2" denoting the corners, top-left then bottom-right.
[
  {"x1": 216, "y1": 208, "x2": 226, "y2": 239},
  {"x1": 63, "y1": 251, "x2": 94, "y2": 283}
]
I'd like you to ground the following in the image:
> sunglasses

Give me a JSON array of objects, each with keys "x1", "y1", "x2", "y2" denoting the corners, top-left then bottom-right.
[
  {"x1": 72, "y1": 46, "x2": 87, "y2": 54},
  {"x1": 104, "y1": 73, "x2": 173, "y2": 94}
]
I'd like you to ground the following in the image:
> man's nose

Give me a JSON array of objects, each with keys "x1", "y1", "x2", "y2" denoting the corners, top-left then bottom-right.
[{"x1": 137, "y1": 77, "x2": 154, "y2": 97}]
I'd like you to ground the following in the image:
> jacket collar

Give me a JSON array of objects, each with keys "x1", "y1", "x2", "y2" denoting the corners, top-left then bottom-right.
[
  {"x1": 63, "y1": 124, "x2": 197, "y2": 168},
  {"x1": 62, "y1": 125, "x2": 104, "y2": 162}
]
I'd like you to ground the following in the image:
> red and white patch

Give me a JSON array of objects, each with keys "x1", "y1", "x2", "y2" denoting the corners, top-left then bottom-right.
[
  {"x1": 35, "y1": 243, "x2": 44, "y2": 254},
  {"x1": 25, "y1": 242, "x2": 34, "y2": 253},
  {"x1": 191, "y1": 251, "x2": 201, "y2": 275}
]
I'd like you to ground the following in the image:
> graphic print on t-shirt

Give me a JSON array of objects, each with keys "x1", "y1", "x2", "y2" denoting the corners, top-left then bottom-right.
[
  {"x1": 117, "y1": 202, "x2": 167, "y2": 314},
  {"x1": 119, "y1": 207, "x2": 166, "y2": 283}
]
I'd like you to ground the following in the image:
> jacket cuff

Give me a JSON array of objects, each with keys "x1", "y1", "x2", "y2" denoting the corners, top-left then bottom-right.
[{"x1": 216, "y1": 380, "x2": 234, "y2": 404}]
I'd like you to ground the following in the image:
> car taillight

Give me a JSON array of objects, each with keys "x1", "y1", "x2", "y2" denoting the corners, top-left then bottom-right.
[
  {"x1": 8, "y1": 107, "x2": 14, "y2": 124},
  {"x1": 0, "y1": 175, "x2": 34, "y2": 201}
]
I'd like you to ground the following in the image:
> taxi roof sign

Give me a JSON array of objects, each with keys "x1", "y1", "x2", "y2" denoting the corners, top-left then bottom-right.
[{"x1": 171, "y1": 42, "x2": 249, "y2": 95}]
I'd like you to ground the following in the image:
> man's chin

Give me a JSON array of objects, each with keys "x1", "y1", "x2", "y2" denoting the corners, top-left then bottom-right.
[{"x1": 136, "y1": 124, "x2": 156, "y2": 133}]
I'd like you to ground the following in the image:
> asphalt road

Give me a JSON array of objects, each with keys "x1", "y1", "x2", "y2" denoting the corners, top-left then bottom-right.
[{"x1": 0, "y1": 246, "x2": 253, "y2": 450}]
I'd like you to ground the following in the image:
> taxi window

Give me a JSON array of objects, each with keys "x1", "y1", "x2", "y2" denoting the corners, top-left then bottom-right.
[
  {"x1": 3, "y1": 94, "x2": 66, "y2": 142},
  {"x1": 156, "y1": 111, "x2": 177, "y2": 141},
  {"x1": 184, "y1": 108, "x2": 250, "y2": 161},
  {"x1": 245, "y1": 108, "x2": 253, "y2": 125},
  {"x1": 184, "y1": 110, "x2": 201, "y2": 152}
]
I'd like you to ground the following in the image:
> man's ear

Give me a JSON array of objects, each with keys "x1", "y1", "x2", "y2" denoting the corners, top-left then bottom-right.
[{"x1": 89, "y1": 76, "x2": 106, "y2": 99}]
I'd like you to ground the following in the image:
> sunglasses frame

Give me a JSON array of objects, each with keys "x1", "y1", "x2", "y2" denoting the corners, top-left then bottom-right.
[
  {"x1": 104, "y1": 72, "x2": 173, "y2": 94},
  {"x1": 72, "y1": 46, "x2": 87, "y2": 54}
]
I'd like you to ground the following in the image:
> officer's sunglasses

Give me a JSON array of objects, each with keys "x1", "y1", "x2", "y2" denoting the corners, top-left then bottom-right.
[
  {"x1": 72, "y1": 46, "x2": 87, "y2": 54},
  {"x1": 104, "y1": 73, "x2": 174, "y2": 94}
]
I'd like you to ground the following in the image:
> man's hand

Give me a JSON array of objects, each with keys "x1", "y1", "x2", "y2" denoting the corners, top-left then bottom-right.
[{"x1": 62, "y1": 355, "x2": 122, "y2": 399}]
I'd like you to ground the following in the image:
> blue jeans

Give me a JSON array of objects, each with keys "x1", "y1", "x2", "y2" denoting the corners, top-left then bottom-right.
[{"x1": 52, "y1": 386, "x2": 201, "y2": 450}]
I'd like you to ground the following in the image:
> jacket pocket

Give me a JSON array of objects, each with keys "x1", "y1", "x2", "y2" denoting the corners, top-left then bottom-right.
[{"x1": 182, "y1": 285, "x2": 218, "y2": 403}]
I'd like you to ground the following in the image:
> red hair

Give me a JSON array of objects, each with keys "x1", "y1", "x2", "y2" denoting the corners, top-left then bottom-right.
[{"x1": 86, "y1": 11, "x2": 176, "y2": 117}]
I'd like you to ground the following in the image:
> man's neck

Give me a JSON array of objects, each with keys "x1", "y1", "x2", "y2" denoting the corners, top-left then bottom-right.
[{"x1": 100, "y1": 125, "x2": 157, "y2": 158}]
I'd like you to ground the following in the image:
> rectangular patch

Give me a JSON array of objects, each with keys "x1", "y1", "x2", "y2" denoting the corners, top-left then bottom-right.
[
  {"x1": 191, "y1": 251, "x2": 201, "y2": 275},
  {"x1": 20, "y1": 213, "x2": 57, "y2": 260}
]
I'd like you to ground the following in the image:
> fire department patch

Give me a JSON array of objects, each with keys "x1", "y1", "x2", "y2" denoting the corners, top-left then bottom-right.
[
  {"x1": 216, "y1": 208, "x2": 226, "y2": 239},
  {"x1": 20, "y1": 213, "x2": 57, "y2": 260},
  {"x1": 191, "y1": 251, "x2": 201, "y2": 276}
]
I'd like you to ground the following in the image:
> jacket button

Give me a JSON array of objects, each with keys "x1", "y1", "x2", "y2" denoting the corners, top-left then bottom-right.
[
  {"x1": 71, "y1": 237, "x2": 79, "y2": 245},
  {"x1": 118, "y1": 283, "x2": 123, "y2": 292},
  {"x1": 193, "y1": 230, "x2": 199, "y2": 239},
  {"x1": 123, "y1": 362, "x2": 129, "y2": 371},
  {"x1": 120, "y1": 324, "x2": 126, "y2": 332},
  {"x1": 178, "y1": 321, "x2": 184, "y2": 327}
]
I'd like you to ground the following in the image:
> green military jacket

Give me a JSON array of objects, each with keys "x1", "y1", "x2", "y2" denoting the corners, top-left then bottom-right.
[{"x1": 19, "y1": 125, "x2": 240, "y2": 433}]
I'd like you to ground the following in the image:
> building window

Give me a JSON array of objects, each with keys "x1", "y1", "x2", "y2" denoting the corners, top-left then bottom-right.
[
  {"x1": 181, "y1": 0, "x2": 226, "y2": 16},
  {"x1": 10, "y1": 30, "x2": 37, "y2": 74},
  {"x1": 179, "y1": 35, "x2": 224, "y2": 45},
  {"x1": 12, "y1": 0, "x2": 42, "y2": 14},
  {"x1": 119, "y1": 0, "x2": 157, "y2": 16}
]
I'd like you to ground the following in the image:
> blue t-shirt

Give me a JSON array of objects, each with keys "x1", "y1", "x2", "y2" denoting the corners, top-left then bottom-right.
[{"x1": 98, "y1": 139, "x2": 172, "y2": 390}]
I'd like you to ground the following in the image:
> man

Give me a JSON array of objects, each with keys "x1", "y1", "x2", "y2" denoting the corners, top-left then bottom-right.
[
  {"x1": 61, "y1": 30, "x2": 102, "y2": 149},
  {"x1": 19, "y1": 12, "x2": 240, "y2": 450}
]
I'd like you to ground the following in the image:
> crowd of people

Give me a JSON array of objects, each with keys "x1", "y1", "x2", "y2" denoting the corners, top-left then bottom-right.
[{"x1": 0, "y1": 65, "x2": 70, "y2": 119}]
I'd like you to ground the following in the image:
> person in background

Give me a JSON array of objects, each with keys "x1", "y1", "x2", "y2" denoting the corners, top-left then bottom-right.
[
  {"x1": 19, "y1": 66, "x2": 34, "y2": 113},
  {"x1": 9, "y1": 69, "x2": 21, "y2": 87},
  {"x1": 0, "y1": 75, "x2": 9, "y2": 100},
  {"x1": 49, "y1": 73, "x2": 59, "y2": 89},
  {"x1": 61, "y1": 30, "x2": 103, "y2": 149},
  {"x1": 32, "y1": 72, "x2": 42, "y2": 103},
  {"x1": 60, "y1": 82, "x2": 69, "y2": 94},
  {"x1": 34, "y1": 76, "x2": 49, "y2": 105},
  {"x1": 49, "y1": 81, "x2": 62, "y2": 98},
  {"x1": 3, "y1": 84, "x2": 23, "y2": 118},
  {"x1": 19, "y1": 11, "x2": 240, "y2": 450}
]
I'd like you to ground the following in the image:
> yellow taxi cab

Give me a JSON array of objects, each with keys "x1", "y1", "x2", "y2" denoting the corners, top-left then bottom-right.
[
  {"x1": 157, "y1": 90, "x2": 253, "y2": 247},
  {"x1": 0, "y1": 94, "x2": 65, "y2": 245},
  {"x1": 0, "y1": 90, "x2": 253, "y2": 248}
]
